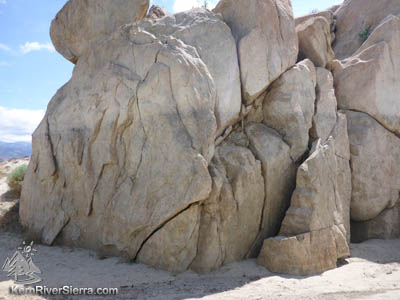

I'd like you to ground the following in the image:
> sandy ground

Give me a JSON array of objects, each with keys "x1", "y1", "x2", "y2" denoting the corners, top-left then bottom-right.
[{"x1": 0, "y1": 159, "x2": 399, "y2": 300}]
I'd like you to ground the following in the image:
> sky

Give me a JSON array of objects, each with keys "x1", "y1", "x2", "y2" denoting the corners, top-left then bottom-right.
[{"x1": 0, "y1": 0, "x2": 341, "y2": 143}]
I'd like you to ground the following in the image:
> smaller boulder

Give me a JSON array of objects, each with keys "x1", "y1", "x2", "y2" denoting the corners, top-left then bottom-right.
[
  {"x1": 146, "y1": 5, "x2": 170, "y2": 19},
  {"x1": 296, "y1": 16, "x2": 335, "y2": 68}
]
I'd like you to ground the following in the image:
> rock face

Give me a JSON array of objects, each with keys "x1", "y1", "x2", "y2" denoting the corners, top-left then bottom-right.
[
  {"x1": 334, "y1": 0, "x2": 400, "y2": 59},
  {"x1": 296, "y1": 16, "x2": 335, "y2": 68},
  {"x1": 139, "y1": 8, "x2": 241, "y2": 135},
  {"x1": 191, "y1": 141, "x2": 265, "y2": 273},
  {"x1": 263, "y1": 59, "x2": 316, "y2": 162},
  {"x1": 258, "y1": 114, "x2": 351, "y2": 275},
  {"x1": 351, "y1": 201, "x2": 400, "y2": 243},
  {"x1": 50, "y1": 0, "x2": 150, "y2": 63},
  {"x1": 20, "y1": 0, "x2": 400, "y2": 276},
  {"x1": 21, "y1": 24, "x2": 217, "y2": 261},
  {"x1": 310, "y1": 68, "x2": 337, "y2": 143},
  {"x1": 214, "y1": 0, "x2": 298, "y2": 104},
  {"x1": 245, "y1": 123, "x2": 297, "y2": 255},
  {"x1": 332, "y1": 15, "x2": 400, "y2": 136},
  {"x1": 345, "y1": 111, "x2": 400, "y2": 222}
]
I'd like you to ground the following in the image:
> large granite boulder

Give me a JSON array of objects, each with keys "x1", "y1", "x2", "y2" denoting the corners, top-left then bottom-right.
[
  {"x1": 191, "y1": 141, "x2": 265, "y2": 273},
  {"x1": 50, "y1": 0, "x2": 150, "y2": 63},
  {"x1": 263, "y1": 59, "x2": 316, "y2": 162},
  {"x1": 296, "y1": 16, "x2": 335, "y2": 68},
  {"x1": 21, "y1": 24, "x2": 217, "y2": 265},
  {"x1": 214, "y1": 0, "x2": 298, "y2": 104},
  {"x1": 140, "y1": 8, "x2": 241, "y2": 135},
  {"x1": 258, "y1": 114, "x2": 351, "y2": 275},
  {"x1": 334, "y1": 0, "x2": 400, "y2": 59},
  {"x1": 345, "y1": 111, "x2": 400, "y2": 222},
  {"x1": 332, "y1": 15, "x2": 400, "y2": 136}
]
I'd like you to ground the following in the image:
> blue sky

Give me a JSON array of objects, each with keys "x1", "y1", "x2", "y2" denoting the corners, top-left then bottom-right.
[{"x1": 0, "y1": 0, "x2": 341, "y2": 142}]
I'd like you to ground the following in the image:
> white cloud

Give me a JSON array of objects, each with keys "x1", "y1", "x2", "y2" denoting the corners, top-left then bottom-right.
[
  {"x1": 0, "y1": 0, "x2": 6, "y2": 4},
  {"x1": 20, "y1": 42, "x2": 55, "y2": 54},
  {"x1": 173, "y1": 0, "x2": 217, "y2": 12},
  {"x1": 0, "y1": 106, "x2": 45, "y2": 143},
  {"x1": 0, "y1": 61, "x2": 10, "y2": 67},
  {"x1": 0, "y1": 43, "x2": 10, "y2": 52}
]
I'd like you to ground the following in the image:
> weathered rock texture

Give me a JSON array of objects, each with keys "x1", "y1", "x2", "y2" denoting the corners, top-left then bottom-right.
[
  {"x1": 20, "y1": 0, "x2": 400, "y2": 276},
  {"x1": 310, "y1": 68, "x2": 337, "y2": 143},
  {"x1": 263, "y1": 59, "x2": 316, "y2": 162},
  {"x1": 139, "y1": 8, "x2": 241, "y2": 135},
  {"x1": 345, "y1": 111, "x2": 400, "y2": 222},
  {"x1": 351, "y1": 200, "x2": 400, "y2": 243},
  {"x1": 333, "y1": 15, "x2": 400, "y2": 136},
  {"x1": 214, "y1": 0, "x2": 298, "y2": 104},
  {"x1": 21, "y1": 24, "x2": 218, "y2": 265},
  {"x1": 334, "y1": 0, "x2": 400, "y2": 59},
  {"x1": 258, "y1": 114, "x2": 351, "y2": 275},
  {"x1": 296, "y1": 16, "x2": 335, "y2": 68},
  {"x1": 191, "y1": 141, "x2": 265, "y2": 273},
  {"x1": 50, "y1": 0, "x2": 150, "y2": 63}
]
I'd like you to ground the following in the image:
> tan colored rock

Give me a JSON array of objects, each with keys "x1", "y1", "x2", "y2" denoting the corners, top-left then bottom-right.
[
  {"x1": 310, "y1": 68, "x2": 337, "y2": 142},
  {"x1": 263, "y1": 59, "x2": 316, "y2": 161},
  {"x1": 258, "y1": 115, "x2": 351, "y2": 275},
  {"x1": 214, "y1": 0, "x2": 298, "y2": 104},
  {"x1": 334, "y1": 0, "x2": 400, "y2": 59},
  {"x1": 141, "y1": 8, "x2": 241, "y2": 135},
  {"x1": 136, "y1": 204, "x2": 200, "y2": 274},
  {"x1": 257, "y1": 225, "x2": 348, "y2": 276},
  {"x1": 245, "y1": 123, "x2": 297, "y2": 255},
  {"x1": 21, "y1": 24, "x2": 217, "y2": 267},
  {"x1": 191, "y1": 142, "x2": 265, "y2": 273},
  {"x1": 296, "y1": 16, "x2": 335, "y2": 68},
  {"x1": 146, "y1": 5, "x2": 170, "y2": 19},
  {"x1": 295, "y1": 10, "x2": 334, "y2": 27},
  {"x1": 332, "y1": 15, "x2": 400, "y2": 136},
  {"x1": 50, "y1": 0, "x2": 150, "y2": 63},
  {"x1": 351, "y1": 201, "x2": 400, "y2": 243},
  {"x1": 345, "y1": 110, "x2": 400, "y2": 222}
]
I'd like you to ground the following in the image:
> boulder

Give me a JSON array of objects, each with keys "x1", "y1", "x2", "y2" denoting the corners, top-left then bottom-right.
[
  {"x1": 20, "y1": 24, "x2": 217, "y2": 266},
  {"x1": 245, "y1": 123, "x2": 297, "y2": 255},
  {"x1": 214, "y1": 0, "x2": 298, "y2": 104},
  {"x1": 50, "y1": 0, "x2": 150, "y2": 63},
  {"x1": 258, "y1": 114, "x2": 351, "y2": 275},
  {"x1": 345, "y1": 111, "x2": 400, "y2": 222},
  {"x1": 141, "y1": 9, "x2": 241, "y2": 135},
  {"x1": 263, "y1": 59, "x2": 316, "y2": 162},
  {"x1": 351, "y1": 201, "x2": 400, "y2": 243},
  {"x1": 295, "y1": 10, "x2": 334, "y2": 30},
  {"x1": 296, "y1": 16, "x2": 335, "y2": 68},
  {"x1": 310, "y1": 68, "x2": 337, "y2": 143},
  {"x1": 332, "y1": 15, "x2": 400, "y2": 136},
  {"x1": 333, "y1": 0, "x2": 400, "y2": 59},
  {"x1": 146, "y1": 5, "x2": 170, "y2": 19},
  {"x1": 191, "y1": 141, "x2": 265, "y2": 273},
  {"x1": 257, "y1": 226, "x2": 349, "y2": 276}
]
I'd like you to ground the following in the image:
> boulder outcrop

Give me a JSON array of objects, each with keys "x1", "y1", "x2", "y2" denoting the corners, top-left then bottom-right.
[
  {"x1": 296, "y1": 16, "x2": 335, "y2": 68},
  {"x1": 345, "y1": 111, "x2": 400, "y2": 222},
  {"x1": 263, "y1": 59, "x2": 316, "y2": 162},
  {"x1": 257, "y1": 113, "x2": 351, "y2": 275},
  {"x1": 334, "y1": 0, "x2": 400, "y2": 59},
  {"x1": 50, "y1": 0, "x2": 150, "y2": 63},
  {"x1": 332, "y1": 15, "x2": 400, "y2": 136},
  {"x1": 140, "y1": 8, "x2": 241, "y2": 135},
  {"x1": 214, "y1": 0, "x2": 298, "y2": 104}
]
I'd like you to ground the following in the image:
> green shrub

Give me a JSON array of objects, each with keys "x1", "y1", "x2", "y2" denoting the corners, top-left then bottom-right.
[
  {"x1": 359, "y1": 26, "x2": 372, "y2": 43},
  {"x1": 7, "y1": 164, "x2": 28, "y2": 196}
]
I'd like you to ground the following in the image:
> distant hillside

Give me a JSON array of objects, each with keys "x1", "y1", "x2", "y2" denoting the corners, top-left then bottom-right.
[{"x1": 0, "y1": 141, "x2": 32, "y2": 162}]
